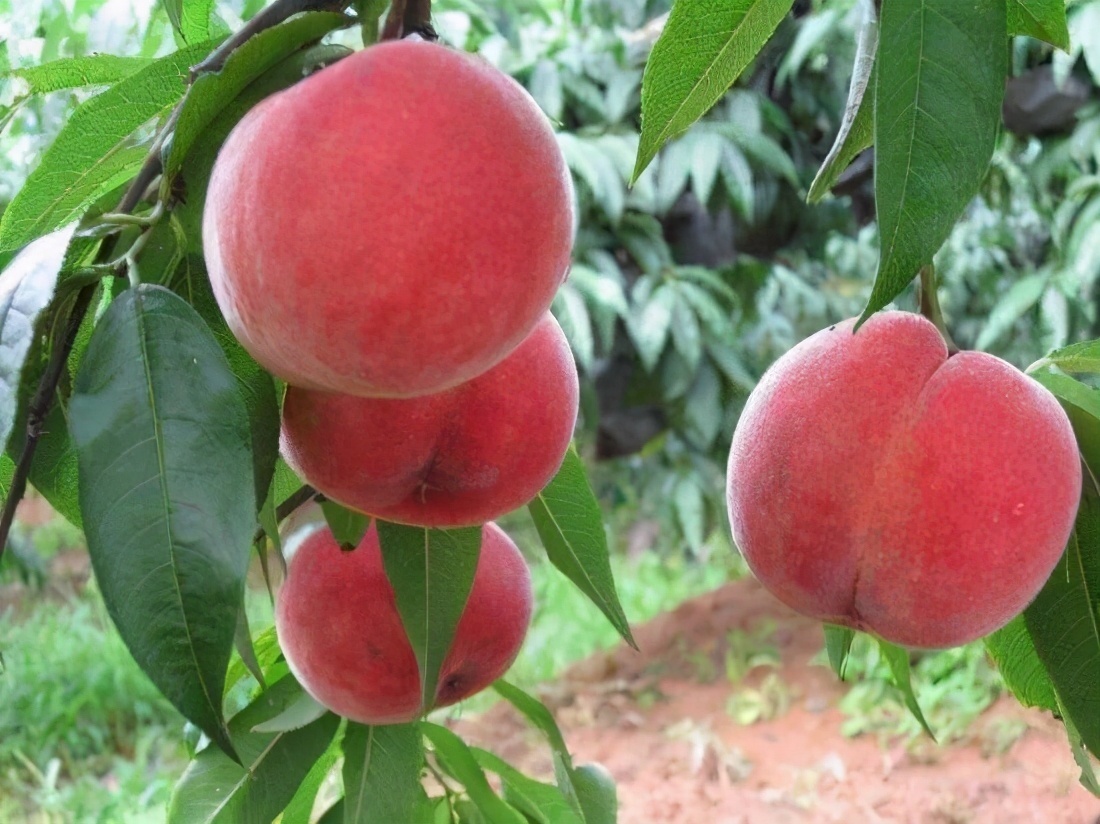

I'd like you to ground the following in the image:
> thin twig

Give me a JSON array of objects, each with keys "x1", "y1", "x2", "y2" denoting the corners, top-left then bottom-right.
[
  {"x1": 403, "y1": 0, "x2": 435, "y2": 39},
  {"x1": 0, "y1": 286, "x2": 97, "y2": 562}
]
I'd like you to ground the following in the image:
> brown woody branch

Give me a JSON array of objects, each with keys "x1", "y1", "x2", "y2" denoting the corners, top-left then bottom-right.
[{"x1": 0, "y1": 286, "x2": 96, "y2": 562}]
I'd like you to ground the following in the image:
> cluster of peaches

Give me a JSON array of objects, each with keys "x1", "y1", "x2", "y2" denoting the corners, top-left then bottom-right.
[
  {"x1": 203, "y1": 40, "x2": 577, "y2": 723},
  {"x1": 206, "y1": 34, "x2": 1085, "y2": 731}
]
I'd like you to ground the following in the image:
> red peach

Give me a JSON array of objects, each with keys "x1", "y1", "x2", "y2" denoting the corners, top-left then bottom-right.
[
  {"x1": 203, "y1": 39, "x2": 574, "y2": 398},
  {"x1": 726, "y1": 310, "x2": 1081, "y2": 649},
  {"x1": 275, "y1": 521, "x2": 532, "y2": 725},
  {"x1": 280, "y1": 313, "x2": 578, "y2": 528}
]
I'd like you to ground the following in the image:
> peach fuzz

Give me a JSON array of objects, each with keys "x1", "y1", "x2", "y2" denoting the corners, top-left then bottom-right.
[
  {"x1": 280, "y1": 313, "x2": 578, "y2": 528},
  {"x1": 203, "y1": 39, "x2": 574, "y2": 397},
  {"x1": 726, "y1": 310, "x2": 1081, "y2": 649}
]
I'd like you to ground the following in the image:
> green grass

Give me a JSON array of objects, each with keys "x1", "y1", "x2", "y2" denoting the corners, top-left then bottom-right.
[
  {"x1": 509, "y1": 548, "x2": 729, "y2": 688},
  {"x1": 0, "y1": 580, "x2": 186, "y2": 821},
  {"x1": 825, "y1": 634, "x2": 1005, "y2": 745}
]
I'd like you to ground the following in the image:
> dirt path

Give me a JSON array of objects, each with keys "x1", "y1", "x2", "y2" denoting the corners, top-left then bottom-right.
[{"x1": 454, "y1": 578, "x2": 1100, "y2": 823}]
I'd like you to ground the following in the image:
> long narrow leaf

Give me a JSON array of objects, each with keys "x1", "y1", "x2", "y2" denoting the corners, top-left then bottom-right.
[{"x1": 71, "y1": 284, "x2": 255, "y2": 757}]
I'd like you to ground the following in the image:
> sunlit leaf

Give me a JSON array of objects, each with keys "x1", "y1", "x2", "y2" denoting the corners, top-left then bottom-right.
[
  {"x1": 5, "y1": 55, "x2": 150, "y2": 95},
  {"x1": 634, "y1": 0, "x2": 797, "y2": 179},
  {"x1": 528, "y1": 449, "x2": 635, "y2": 647},
  {"x1": 0, "y1": 41, "x2": 221, "y2": 252}
]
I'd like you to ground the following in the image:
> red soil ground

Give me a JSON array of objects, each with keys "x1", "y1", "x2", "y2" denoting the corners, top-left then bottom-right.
[{"x1": 453, "y1": 577, "x2": 1100, "y2": 823}]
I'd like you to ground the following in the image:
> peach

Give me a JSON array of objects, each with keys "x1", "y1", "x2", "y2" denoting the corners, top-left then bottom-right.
[
  {"x1": 203, "y1": 39, "x2": 574, "y2": 398},
  {"x1": 280, "y1": 313, "x2": 578, "y2": 528},
  {"x1": 726, "y1": 311, "x2": 1081, "y2": 649},
  {"x1": 275, "y1": 521, "x2": 532, "y2": 725}
]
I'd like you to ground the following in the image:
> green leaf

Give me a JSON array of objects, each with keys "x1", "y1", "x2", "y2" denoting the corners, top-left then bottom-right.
[
  {"x1": 0, "y1": 40, "x2": 222, "y2": 253},
  {"x1": 629, "y1": 283, "x2": 675, "y2": 372},
  {"x1": 6, "y1": 55, "x2": 151, "y2": 94},
  {"x1": 634, "y1": 0, "x2": 796, "y2": 180},
  {"x1": 685, "y1": 364, "x2": 723, "y2": 447},
  {"x1": 280, "y1": 735, "x2": 342, "y2": 824},
  {"x1": 181, "y1": 0, "x2": 217, "y2": 43},
  {"x1": 70, "y1": 284, "x2": 255, "y2": 758},
  {"x1": 1059, "y1": 691, "x2": 1100, "y2": 797},
  {"x1": 164, "y1": 0, "x2": 185, "y2": 38},
  {"x1": 472, "y1": 749, "x2": 584, "y2": 824},
  {"x1": 823, "y1": 625, "x2": 855, "y2": 680},
  {"x1": 165, "y1": 12, "x2": 351, "y2": 180},
  {"x1": 863, "y1": 0, "x2": 1007, "y2": 324},
  {"x1": 0, "y1": 222, "x2": 77, "y2": 451},
  {"x1": 673, "y1": 475, "x2": 705, "y2": 552},
  {"x1": 689, "y1": 132, "x2": 724, "y2": 206},
  {"x1": 1029, "y1": 371, "x2": 1100, "y2": 477},
  {"x1": 677, "y1": 280, "x2": 733, "y2": 341},
  {"x1": 251, "y1": 689, "x2": 326, "y2": 733},
  {"x1": 669, "y1": 289, "x2": 703, "y2": 372},
  {"x1": 168, "y1": 676, "x2": 341, "y2": 823},
  {"x1": 356, "y1": 0, "x2": 390, "y2": 45},
  {"x1": 318, "y1": 800, "x2": 346, "y2": 823},
  {"x1": 1035, "y1": 340, "x2": 1100, "y2": 376},
  {"x1": 273, "y1": 460, "x2": 307, "y2": 514},
  {"x1": 807, "y1": 4, "x2": 876, "y2": 203},
  {"x1": 225, "y1": 625, "x2": 282, "y2": 697},
  {"x1": 342, "y1": 723, "x2": 432, "y2": 824},
  {"x1": 571, "y1": 763, "x2": 618, "y2": 824},
  {"x1": 376, "y1": 522, "x2": 481, "y2": 714},
  {"x1": 975, "y1": 274, "x2": 1047, "y2": 350},
  {"x1": 876, "y1": 639, "x2": 936, "y2": 740},
  {"x1": 421, "y1": 724, "x2": 526, "y2": 824},
  {"x1": 320, "y1": 501, "x2": 370, "y2": 550},
  {"x1": 984, "y1": 616, "x2": 1058, "y2": 712},
  {"x1": 234, "y1": 607, "x2": 266, "y2": 691},
  {"x1": 26, "y1": 398, "x2": 82, "y2": 528},
  {"x1": 492, "y1": 681, "x2": 573, "y2": 766},
  {"x1": 1007, "y1": 0, "x2": 1070, "y2": 50},
  {"x1": 1023, "y1": 495, "x2": 1100, "y2": 758},
  {"x1": 0, "y1": 453, "x2": 15, "y2": 499},
  {"x1": 528, "y1": 448, "x2": 635, "y2": 648},
  {"x1": 170, "y1": 258, "x2": 280, "y2": 507},
  {"x1": 529, "y1": 59, "x2": 564, "y2": 121}
]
